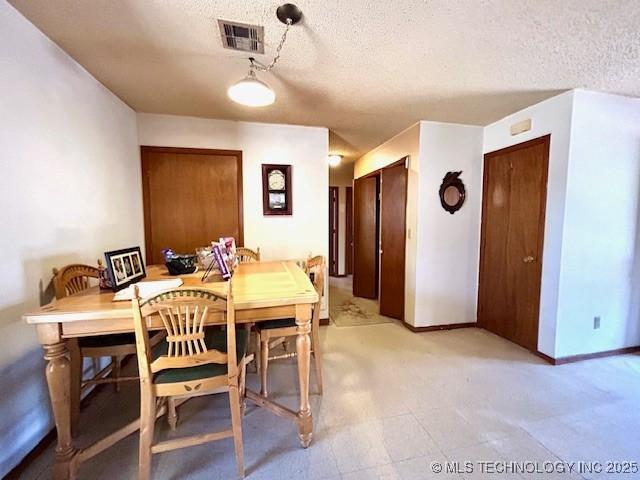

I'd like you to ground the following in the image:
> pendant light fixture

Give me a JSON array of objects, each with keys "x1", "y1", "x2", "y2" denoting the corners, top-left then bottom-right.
[
  {"x1": 227, "y1": 4, "x2": 303, "y2": 107},
  {"x1": 227, "y1": 59, "x2": 276, "y2": 107},
  {"x1": 328, "y1": 154, "x2": 343, "y2": 167}
]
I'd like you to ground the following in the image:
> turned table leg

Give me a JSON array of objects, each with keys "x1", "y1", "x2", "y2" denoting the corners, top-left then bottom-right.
[
  {"x1": 67, "y1": 338, "x2": 82, "y2": 434},
  {"x1": 39, "y1": 325, "x2": 77, "y2": 480},
  {"x1": 295, "y1": 303, "x2": 313, "y2": 448}
]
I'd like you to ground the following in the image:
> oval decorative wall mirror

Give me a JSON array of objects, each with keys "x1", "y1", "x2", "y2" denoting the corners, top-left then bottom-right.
[{"x1": 439, "y1": 171, "x2": 466, "y2": 214}]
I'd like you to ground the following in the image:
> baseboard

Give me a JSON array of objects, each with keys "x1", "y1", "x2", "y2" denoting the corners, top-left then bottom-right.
[
  {"x1": 538, "y1": 345, "x2": 640, "y2": 365},
  {"x1": 534, "y1": 350, "x2": 556, "y2": 365},
  {"x1": 401, "y1": 321, "x2": 477, "y2": 333},
  {"x1": 320, "y1": 317, "x2": 330, "y2": 326}
]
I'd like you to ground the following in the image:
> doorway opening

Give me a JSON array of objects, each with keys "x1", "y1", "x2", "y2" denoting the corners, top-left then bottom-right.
[{"x1": 329, "y1": 156, "x2": 407, "y2": 327}]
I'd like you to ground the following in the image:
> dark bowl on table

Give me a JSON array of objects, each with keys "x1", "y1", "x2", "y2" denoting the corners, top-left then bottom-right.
[{"x1": 165, "y1": 255, "x2": 198, "y2": 275}]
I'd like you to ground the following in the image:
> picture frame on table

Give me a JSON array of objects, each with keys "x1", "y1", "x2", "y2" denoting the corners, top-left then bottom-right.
[{"x1": 104, "y1": 246, "x2": 146, "y2": 291}]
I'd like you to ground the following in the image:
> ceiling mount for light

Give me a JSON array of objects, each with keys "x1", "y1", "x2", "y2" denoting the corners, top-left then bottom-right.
[
  {"x1": 227, "y1": 3, "x2": 303, "y2": 107},
  {"x1": 276, "y1": 3, "x2": 303, "y2": 25}
]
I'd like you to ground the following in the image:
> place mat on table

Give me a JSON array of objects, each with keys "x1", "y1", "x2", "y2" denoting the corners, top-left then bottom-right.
[{"x1": 112, "y1": 279, "x2": 184, "y2": 301}]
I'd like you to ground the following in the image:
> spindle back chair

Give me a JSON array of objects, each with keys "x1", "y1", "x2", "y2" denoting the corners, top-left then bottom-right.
[
  {"x1": 256, "y1": 255, "x2": 325, "y2": 396},
  {"x1": 132, "y1": 284, "x2": 246, "y2": 479},
  {"x1": 236, "y1": 247, "x2": 260, "y2": 263},
  {"x1": 52, "y1": 262, "x2": 141, "y2": 430}
]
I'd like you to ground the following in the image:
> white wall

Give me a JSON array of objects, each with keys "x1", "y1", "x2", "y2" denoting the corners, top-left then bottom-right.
[
  {"x1": 355, "y1": 124, "x2": 420, "y2": 325},
  {"x1": 414, "y1": 122, "x2": 483, "y2": 328},
  {"x1": 355, "y1": 122, "x2": 483, "y2": 328},
  {"x1": 483, "y1": 91, "x2": 575, "y2": 357},
  {"x1": 555, "y1": 90, "x2": 640, "y2": 357},
  {"x1": 0, "y1": 3, "x2": 143, "y2": 476},
  {"x1": 136, "y1": 113, "x2": 329, "y2": 315}
]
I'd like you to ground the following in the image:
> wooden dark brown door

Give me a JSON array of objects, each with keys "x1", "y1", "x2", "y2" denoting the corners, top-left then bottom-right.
[
  {"x1": 478, "y1": 135, "x2": 550, "y2": 351},
  {"x1": 329, "y1": 187, "x2": 339, "y2": 276},
  {"x1": 141, "y1": 147, "x2": 243, "y2": 265},
  {"x1": 379, "y1": 159, "x2": 408, "y2": 319},
  {"x1": 345, "y1": 186, "x2": 353, "y2": 275},
  {"x1": 353, "y1": 176, "x2": 379, "y2": 298}
]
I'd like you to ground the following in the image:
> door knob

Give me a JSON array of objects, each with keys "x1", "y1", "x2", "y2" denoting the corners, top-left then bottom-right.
[{"x1": 523, "y1": 256, "x2": 535, "y2": 263}]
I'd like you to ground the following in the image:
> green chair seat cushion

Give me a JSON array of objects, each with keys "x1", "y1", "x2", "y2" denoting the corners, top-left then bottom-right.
[
  {"x1": 79, "y1": 333, "x2": 137, "y2": 349},
  {"x1": 257, "y1": 318, "x2": 297, "y2": 330},
  {"x1": 152, "y1": 327, "x2": 248, "y2": 384}
]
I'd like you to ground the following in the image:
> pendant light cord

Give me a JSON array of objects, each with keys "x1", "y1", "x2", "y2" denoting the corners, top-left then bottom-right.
[{"x1": 252, "y1": 18, "x2": 292, "y2": 73}]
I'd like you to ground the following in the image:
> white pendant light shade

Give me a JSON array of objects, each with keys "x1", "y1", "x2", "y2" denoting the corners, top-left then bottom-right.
[{"x1": 227, "y1": 71, "x2": 275, "y2": 107}]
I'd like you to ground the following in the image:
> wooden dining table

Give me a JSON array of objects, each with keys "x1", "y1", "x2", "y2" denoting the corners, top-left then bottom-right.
[{"x1": 23, "y1": 260, "x2": 319, "y2": 480}]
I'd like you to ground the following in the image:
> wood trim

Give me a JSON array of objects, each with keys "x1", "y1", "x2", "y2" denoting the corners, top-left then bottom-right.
[
  {"x1": 329, "y1": 187, "x2": 339, "y2": 276},
  {"x1": 401, "y1": 322, "x2": 639, "y2": 365},
  {"x1": 402, "y1": 321, "x2": 477, "y2": 333},
  {"x1": 537, "y1": 345, "x2": 640, "y2": 365},
  {"x1": 140, "y1": 146, "x2": 244, "y2": 264},
  {"x1": 319, "y1": 317, "x2": 330, "y2": 326},
  {"x1": 477, "y1": 135, "x2": 550, "y2": 352},
  {"x1": 483, "y1": 136, "x2": 551, "y2": 159},
  {"x1": 357, "y1": 156, "x2": 408, "y2": 180},
  {"x1": 534, "y1": 350, "x2": 556, "y2": 365},
  {"x1": 345, "y1": 186, "x2": 353, "y2": 275},
  {"x1": 141, "y1": 148, "x2": 153, "y2": 265}
]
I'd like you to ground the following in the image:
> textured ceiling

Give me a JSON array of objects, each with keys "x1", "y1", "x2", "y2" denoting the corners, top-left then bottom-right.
[{"x1": 9, "y1": 0, "x2": 640, "y2": 161}]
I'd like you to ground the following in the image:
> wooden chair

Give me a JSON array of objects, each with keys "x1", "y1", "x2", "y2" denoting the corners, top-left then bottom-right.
[
  {"x1": 52, "y1": 263, "x2": 140, "y2": 396},
  {"x1": 255, "y1": 255, "x2": 325, "y2": 397},
  {"x1": 236, "y1": 247, "x2": 260, "y2": 263},
  {"x1": 131, "y1": 284, "x2": 247, "y2": 480}
]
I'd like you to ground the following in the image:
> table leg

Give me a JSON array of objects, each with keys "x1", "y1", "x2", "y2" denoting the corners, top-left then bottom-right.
[
  {"x1": 68, "y1": 338, "x2": 81, "y2": 434},
  {"x1": 295, "y1": 303, "x2": 313, "y2": 448},
  {"x1": 40, "y1": 325, "x2": 77, "y2": 480}
]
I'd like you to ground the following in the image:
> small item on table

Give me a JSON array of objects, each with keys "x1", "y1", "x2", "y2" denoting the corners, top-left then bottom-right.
[
  {"x1": 199, "y1": 237, "x2": 238, "y2": 281},
  {"x1": 104, "y1": 246, "x2": 146, "y2": 291},
  {"x1": 162, "y1": 248, "x2": 198, "y2": 275},
  {"x1": 97, "y1": 259, "x2": 113, "y2": 289}
]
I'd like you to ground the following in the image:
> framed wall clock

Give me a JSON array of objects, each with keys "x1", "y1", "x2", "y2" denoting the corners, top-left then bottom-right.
[{"x1": 262, "y1": 164, "x2": 292, "y2": 215}]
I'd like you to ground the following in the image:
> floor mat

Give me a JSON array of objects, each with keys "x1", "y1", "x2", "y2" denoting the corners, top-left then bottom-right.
[{"x1": 329, "y1": 284, "x2": 394, "y2": 327}]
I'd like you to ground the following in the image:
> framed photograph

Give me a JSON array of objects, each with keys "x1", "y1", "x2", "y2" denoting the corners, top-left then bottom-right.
[
  {"x1": 104, "y1": 246, "x2": 146, "y2": 291},
  {"x1": 262, "y1": 164, "x2": 292, "y2": 215}
]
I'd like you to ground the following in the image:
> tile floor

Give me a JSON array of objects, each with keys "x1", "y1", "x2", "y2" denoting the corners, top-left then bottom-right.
[{"x1": 19, "y1": 323, "x2": 640, "y2": 480}]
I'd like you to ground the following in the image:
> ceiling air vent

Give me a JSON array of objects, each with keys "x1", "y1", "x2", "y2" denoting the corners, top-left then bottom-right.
[{"x1": 218, "y1": 20, "x2": 264, "y2": 54}]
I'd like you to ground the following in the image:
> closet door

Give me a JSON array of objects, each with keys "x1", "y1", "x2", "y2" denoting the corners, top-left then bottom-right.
[
  {"x1": 379, "y1": 160, "x2": 408, "y2": 319},
  {"x1": 353, "y1": 176, "x2": 379, "y2": 298},
  {"x1": 141, "y1": 147, "x2": 243, "y2": 265},
  {"x1": 478, "y1": 135, "x2": 549, "y2": 351}
]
